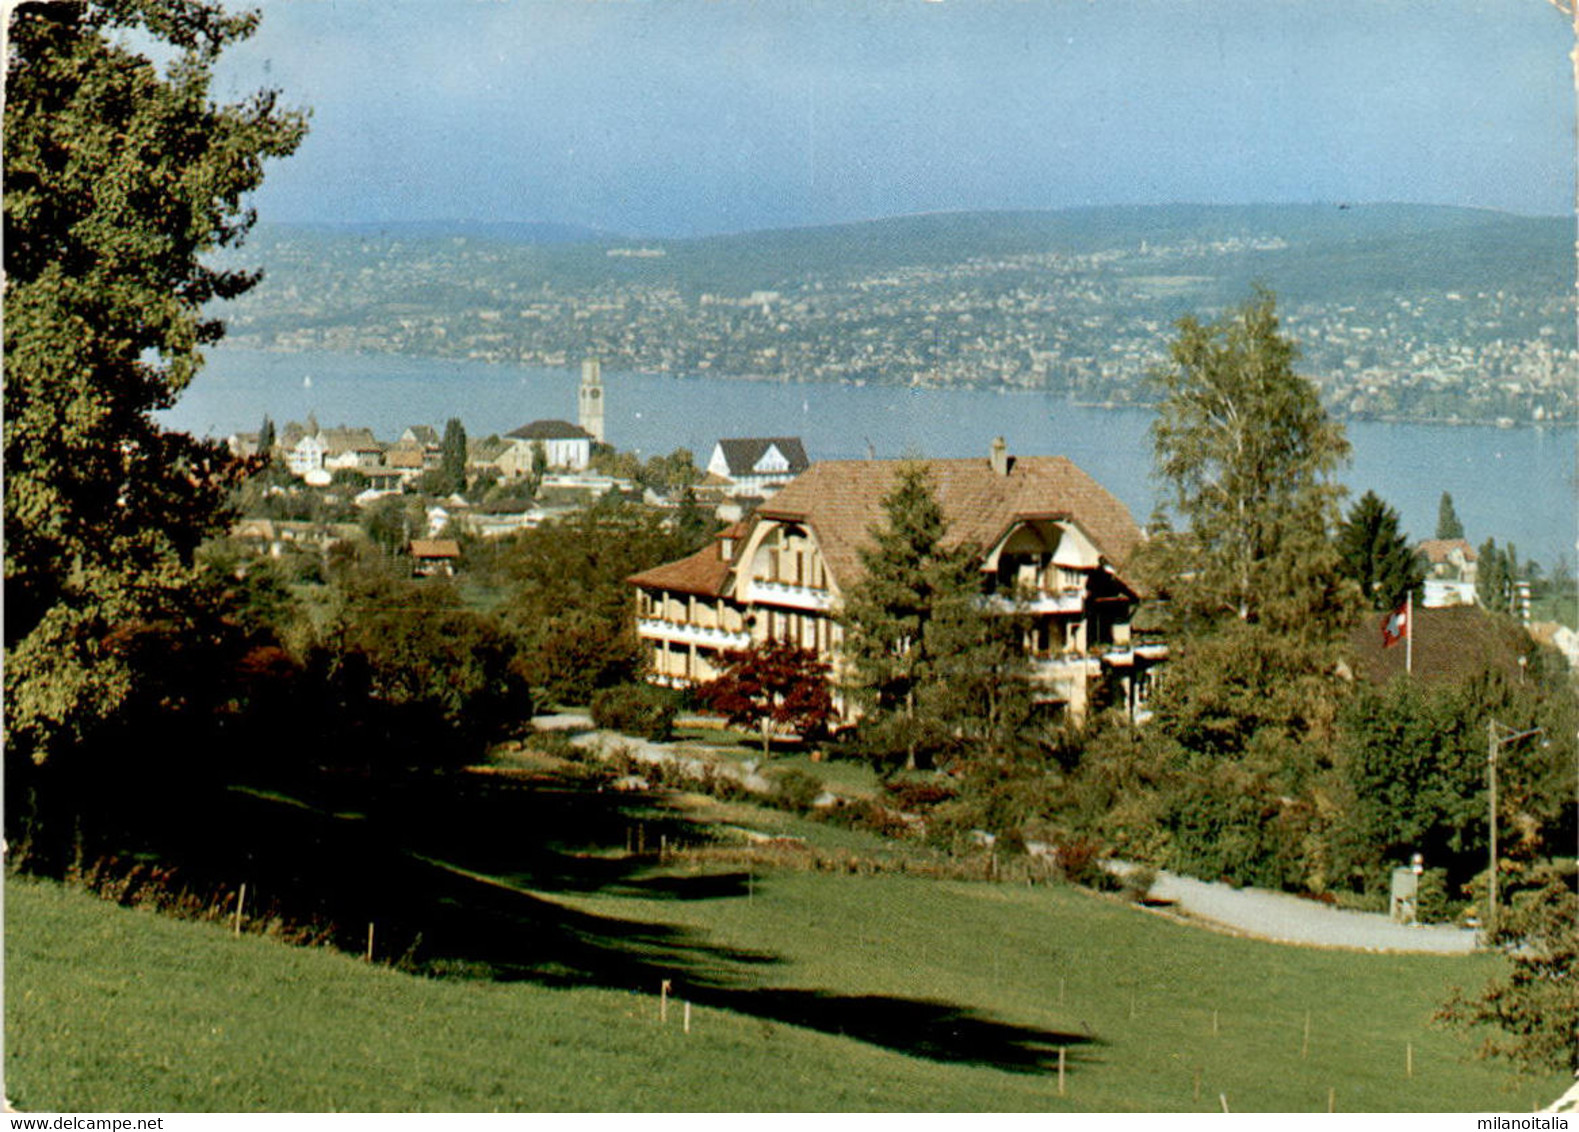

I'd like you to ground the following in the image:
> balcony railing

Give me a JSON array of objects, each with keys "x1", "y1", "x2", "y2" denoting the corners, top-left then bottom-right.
[
  {"x1": 636, "y1": 618, "x2": 751, "y2": 651},
  {"x1": 1095, "y1": 643, "x2": 1170, "y2": 666},
  {"x1": 1030, "y1": 655, "x2": 1100, "y2": 680},
  {"x1": 981, "y1": 589, "x2": 1085, "y2": 615},
  {"x1": 750, "y1": 578, "x2": 834, "y2": 612}
]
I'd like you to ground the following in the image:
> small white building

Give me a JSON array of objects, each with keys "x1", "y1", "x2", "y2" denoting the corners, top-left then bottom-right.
[{"x1": 706, "y1": 437, "x2": 810, "y2": 496}]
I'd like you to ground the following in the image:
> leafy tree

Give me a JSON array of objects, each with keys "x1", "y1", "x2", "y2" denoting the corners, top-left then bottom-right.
[
  {"x1": 493, "y1": 502, "x2": 703, "y2": 704},
  {"x1": 1336, "y1": 490, "x2": 1425, "y2": 610},
  {"x1": 1439, "y1": 864, "x2": 1579, "y2": 1073},
  {"x1": 361, "y1": 495, "x2": 422, "y2": 556},
  {"x1": 4, "y1": 0, "x2": 306, "y2": 762},
  {"x1": 699, "y1": 640, "x2": 835, "y2": 756},
  {"x1": 639, "y1": 447, "x2": 702, "y2": 494},
  {"x1": 1144, "y1": 287, "x2": 1351, "y2": 637},
  {"x1": 840, "y1": 460, "x2": 982, "y2": 769},
  {"x1": 439, "y1": 417, "x2": 468, "y2": 495},
  {"x1": 1331, "y1": 678, "x2": 1490, "y2": 886},
  {"x1": 1436, "y1": 491, "x2": 1465, "y2": 541},
  {"x1": 312, "y1": 562, "x2": 531, "y2": 762}
]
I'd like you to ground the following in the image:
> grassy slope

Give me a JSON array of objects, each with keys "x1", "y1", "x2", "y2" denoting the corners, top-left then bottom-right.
[{"x1": 7, "y1": 870, "x2": 1563, "y2": 1113}]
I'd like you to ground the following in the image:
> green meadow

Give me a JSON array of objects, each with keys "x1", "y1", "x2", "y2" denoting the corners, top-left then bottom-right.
[{"x1": 7, "y1": 853, "x2": 1563, "y2": 1112}]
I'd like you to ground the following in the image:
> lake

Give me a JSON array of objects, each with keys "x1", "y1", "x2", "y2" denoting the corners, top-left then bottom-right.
[{"x1": 160, "y1": 347, "x2": 1579, "y2": 569}]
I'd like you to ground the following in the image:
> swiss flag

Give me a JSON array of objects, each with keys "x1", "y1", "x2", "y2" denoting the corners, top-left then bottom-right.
[{"x1": 1381, "y1": 603, "x2": 1409, "y2": 648}]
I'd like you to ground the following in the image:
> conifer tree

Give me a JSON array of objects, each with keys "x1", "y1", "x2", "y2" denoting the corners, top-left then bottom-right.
[
  {"x1": 840, "y1": 460, "x2": 1000, "y2": 769},
  {"x1": 440, "y1": 417, "x2": 468, "y2": 495},
  {"x1": 1336, "y1": 490, "x2": 1426, "y2": 610},
  {"x1": 1478, "y1": 538, "x2": 1514, "y2": 614},
  {"x1": 4, "y1": 0, "x2": 306, "y2": 760},
  {"x1": 1436, "y1": 491, "x2": 1465, "y2": 541}
]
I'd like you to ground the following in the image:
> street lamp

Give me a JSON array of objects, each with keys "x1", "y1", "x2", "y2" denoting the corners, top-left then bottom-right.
[{"x1": 1486, "y1": 719, "x2": 1544, "y2": 935}]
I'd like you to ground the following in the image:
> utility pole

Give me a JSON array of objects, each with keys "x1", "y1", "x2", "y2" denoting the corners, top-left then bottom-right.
[{"x1": 1486, "y1": 720, "x2": 1545, "y2": 934}]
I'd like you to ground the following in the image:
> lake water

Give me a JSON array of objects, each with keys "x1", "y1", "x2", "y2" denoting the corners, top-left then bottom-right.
[{"x1": 161, "y1": 347, "x2": 1579, "y2": 569}]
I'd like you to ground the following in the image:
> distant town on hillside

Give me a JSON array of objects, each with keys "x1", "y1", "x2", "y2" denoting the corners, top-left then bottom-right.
[{"x1": 215, "y1": 204, "x2": 1578, "y2": 428}]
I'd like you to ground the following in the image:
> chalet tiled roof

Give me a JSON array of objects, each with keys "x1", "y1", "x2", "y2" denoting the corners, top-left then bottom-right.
[
  {"x1": 1418, "y1": 538, "x2": 1477, "y2": 565},
  {"x1": 715, "y1": 437, "x2": 809, "y2": 477},
  {"x1": 404, "y1": 425, "x2": 440, "y2": 446},
  {"x1": 409, "y1": 539, "x2": 461, "y2": 559},
  {"x1": 322, "y1": 427, "x2": 381, "y2": 455},
  {"x1": 468, "y1": 436, "x2": 510, "y2": 461},
  {"x1": 756, "y1": 456, "x2": 1143, "y2": 591},
  {"x1": 628, "y1": 542, "x2": 732, "y2": 597},
  {"x1": 507, "y1": 420, "x2": 592, "y2": 441},
  {"x1": 1346, "y1": 604, "x2": 1530, "y2": 685},
  {"x1": 384, "y1": 446, "x2": 427, "y2": 469}
]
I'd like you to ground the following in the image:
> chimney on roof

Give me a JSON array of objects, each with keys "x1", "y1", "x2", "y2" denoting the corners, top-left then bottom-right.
[{"x1": 990, "y1": 436, "x2": 1009, "y2": 477}]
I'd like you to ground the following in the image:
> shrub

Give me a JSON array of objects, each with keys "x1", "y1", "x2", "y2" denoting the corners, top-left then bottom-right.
[
  {"x1": 1122, "y1": 864, "x2": 1158, "y2": 903},
  {"x1": 590, "y1": 683, "x2": 677, "y2": 742},
  {"x1": 1415, "y1": 867, "x2": 1454, "y2": 924},
  {"x1": 523, "y1": 728, "x2": 579, "y2": 760},
  {"x1": 884, "y1": 779, "x2": 958, "y2": 811},
  {"x1": 771, "y1": 768, "x2": 824, "y2": 815},
  {"x1": 817, "y1": 799, "x2": 912, "y2": 838},
  {"x1": 1057, "y1": 835, "x2": 1117, "y2": 890}
]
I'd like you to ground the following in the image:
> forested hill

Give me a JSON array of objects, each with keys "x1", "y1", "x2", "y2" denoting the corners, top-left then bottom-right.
[{"x1": 220, "y1": 204, "x2": 1576, "y2": 424}]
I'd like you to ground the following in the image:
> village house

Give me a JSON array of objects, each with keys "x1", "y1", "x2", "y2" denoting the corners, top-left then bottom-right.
[
  {"x1": 408, "y1": 538, "x2": 461, "y2": 577},
  {"x1": 629, "y1": 439, "x2": 1164, "y2": 723},
  {"x1": 1418, "y1": 537, "x2": 1479, "y2": 607},
  {"x1": 277, "y1": 420, "x2": 382, "y2": 481},
  {"x1": 705, "y1": 436, "x2": 810, "y2": 497}
]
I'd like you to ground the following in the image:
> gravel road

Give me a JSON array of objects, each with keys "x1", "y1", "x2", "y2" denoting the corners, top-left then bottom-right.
[
  {"x1": 531, "y1": 714, "x2": 1481, "y2": 954},
  {"x1": 1125, "y1": 867, "x2": 1480, "y2": 954}
]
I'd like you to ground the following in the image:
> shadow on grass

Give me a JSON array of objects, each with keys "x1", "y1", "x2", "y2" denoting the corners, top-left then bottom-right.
[
  {"x1": 686, "y1": 988, "x2": 1097, "y2": 1073},
  {"x1": 12, "y1": 765, "x2": 1098, "y2": 1076}
]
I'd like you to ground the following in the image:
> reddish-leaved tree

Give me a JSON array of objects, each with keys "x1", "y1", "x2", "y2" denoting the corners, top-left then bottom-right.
[{"x1": 698, "y1": 640, "x2": 836, "y2": 756}]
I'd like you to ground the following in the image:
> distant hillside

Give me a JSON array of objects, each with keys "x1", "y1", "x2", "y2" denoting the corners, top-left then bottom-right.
[
  {"x1": 664, "y1": 204, "x2": 1570, "y2": 294},
  {"x1": 272, "y1": 218, "x2": 623, "y2": 246},
  {"x1": 225, "y1": 204, "x2": 1576, "y2": 426},
  {"x1": 251, "y1": 203, "x2": 1571, "y2": 297}
]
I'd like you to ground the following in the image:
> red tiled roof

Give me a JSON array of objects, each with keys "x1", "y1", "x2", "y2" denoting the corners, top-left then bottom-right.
[
  {"x1": 754, "y1": 456, "x2": 1143, "y2": 591},
  {"x1": 409, "y1": 539, "x2": 461, "y2": 559},
  {"x1": 1418, "y1": 538, "x2": 1477, "y2": 565},
  {"x1": 628, "y1": 542, "x2": 732, "y2": 597}
]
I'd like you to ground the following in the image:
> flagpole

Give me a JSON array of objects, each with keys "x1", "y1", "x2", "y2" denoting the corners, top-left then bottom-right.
[{"x1": 1405, "y1": 590, "x2": 1413, "y2": 676}]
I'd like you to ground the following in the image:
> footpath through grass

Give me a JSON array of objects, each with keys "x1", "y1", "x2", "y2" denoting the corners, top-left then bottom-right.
[{"x1": 7, "y1": 866, "x2": 1564, "y2": 1112}]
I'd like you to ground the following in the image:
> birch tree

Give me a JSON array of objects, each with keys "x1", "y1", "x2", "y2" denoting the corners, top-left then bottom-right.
[{"x1": 1145, "y1": 287, "x2": 1351, "y2": 637}]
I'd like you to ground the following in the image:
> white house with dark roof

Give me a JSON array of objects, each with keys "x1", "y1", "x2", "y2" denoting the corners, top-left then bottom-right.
[
  {"x1": 631, "y1": 438, "x2": 1165, "y2": 723},
  {"x1": 706, "y1": 437, "x2": 809, "y2": 496},
  {"x1": 501, "y1": 420, "x2": 593, "y2": 473}
]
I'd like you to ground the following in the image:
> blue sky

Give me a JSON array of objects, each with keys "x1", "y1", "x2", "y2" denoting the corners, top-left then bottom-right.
[{"x1": 214, "y1": 0, "x2": 1576, "y2": 237}]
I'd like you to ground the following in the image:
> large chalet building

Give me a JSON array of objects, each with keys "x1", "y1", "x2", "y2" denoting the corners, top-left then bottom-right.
[{"x1": 629, "y1": 440, "x2": 1164, "y2": 722}]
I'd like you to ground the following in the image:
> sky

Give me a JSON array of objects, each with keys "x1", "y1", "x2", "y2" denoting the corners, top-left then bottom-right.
[{"x1": 210, "y1": 0, "x2": 1576, "y2": 238}]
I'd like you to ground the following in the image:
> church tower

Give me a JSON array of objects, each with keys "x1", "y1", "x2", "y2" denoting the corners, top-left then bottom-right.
[{"x1": 578, "y1": 357, "x2": 605, "y2": 444}]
